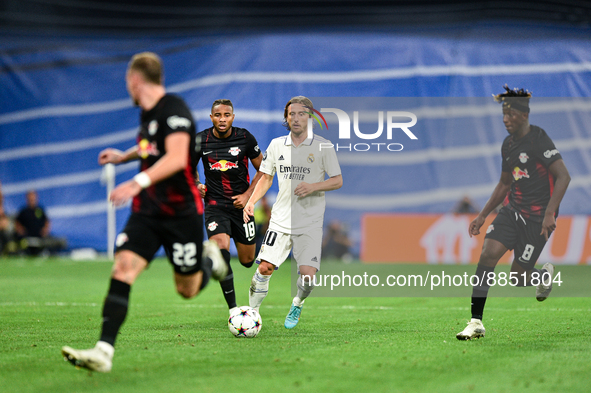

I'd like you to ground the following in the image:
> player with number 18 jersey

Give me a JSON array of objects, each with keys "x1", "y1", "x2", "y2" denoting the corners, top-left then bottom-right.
[{"x1": 195, "y1": 100, "x2": 264, "y2": 313}]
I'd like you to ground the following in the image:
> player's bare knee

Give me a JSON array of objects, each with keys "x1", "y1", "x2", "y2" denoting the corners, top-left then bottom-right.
[
  {"x1": 239, "y1": 254, "x2": 255, "y2": 265},
  {"x1": 210, "y1": 234, "x2": 230, "y2": 250},
  {"x1": 239, "y1": 251, "x2": 256, "y2": 268},
  {"x1": 478, "y1": 249, "x2": 501, "y2": 268},
  {"x1": 111, "y1": 251, "x2": 146, "y2": 284},
  {"x1": 258, "y1": 261, "x2": 275, "y2": 276},
  {"x1": 176, "y1": 285, "x2": 198, "y2": 299},
  {"x1": 237, "y1": 244, "x2": 256, "y2": 266},
  {"x1": 111, "y1": 260, "x2": 135, "y2": 283},
  {"x1": 240, "y1": 260, "x2": 255, "y2": 268}
]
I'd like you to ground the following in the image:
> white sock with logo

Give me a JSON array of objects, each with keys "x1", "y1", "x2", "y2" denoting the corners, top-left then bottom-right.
[
  {"x1": 294, "y1": 275, "x2": 314, "y2": 306},
  {"x1": 249, "y1": 269, "x2": 271, "y2": 311}
]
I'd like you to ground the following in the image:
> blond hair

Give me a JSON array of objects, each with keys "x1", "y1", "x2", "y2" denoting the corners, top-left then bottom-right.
[{"x1": 128, "y1": 52, "x2": 163, "y2": 85}]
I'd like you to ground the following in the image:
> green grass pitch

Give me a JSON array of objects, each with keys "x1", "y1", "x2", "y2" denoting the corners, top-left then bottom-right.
[{"x1": 1, "y1": 257, "x2": 590, "y2": 393}]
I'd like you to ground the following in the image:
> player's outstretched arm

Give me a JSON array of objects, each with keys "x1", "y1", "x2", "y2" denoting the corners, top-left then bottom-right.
[
  {"x1": 243, "y1": 172, "x2": 274, "y2": 222},
  {"x1": 469, "y1": 171, "x2": 512, "y2": 237},
  {"x1": 541, "y1": 159, "x2": 571, "y2": 240},
  {"x1": 294, "y1": 174, "x2": 343, "y2": 198},
  {"x1": 98, "y1": 146, "x2": 139, "y2": 166},
  {"x1": 232, "y1": 153, "x2": 264, "y2": 209}
]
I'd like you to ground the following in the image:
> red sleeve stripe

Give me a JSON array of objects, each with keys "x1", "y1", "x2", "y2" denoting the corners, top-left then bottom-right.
[
  {"x1": 243, "y1": 155, "x2": 250, "y2": 183},
  {"x1": 184, "y1": 163, "x2": 203, "y2": 215}
]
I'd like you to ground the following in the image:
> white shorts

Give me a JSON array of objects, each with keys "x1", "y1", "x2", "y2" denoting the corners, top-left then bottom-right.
[{"x1": 257, "y1": 227, "x2": 322, "y2": 271}]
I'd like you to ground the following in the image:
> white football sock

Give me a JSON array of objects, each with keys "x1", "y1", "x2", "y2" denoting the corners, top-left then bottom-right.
[
  {"x1": 294, "y1": 275, "x2": 314, "y2": 306},
  {"x1": 249, "y1": 270, "x2": 271, "y2": 310}
]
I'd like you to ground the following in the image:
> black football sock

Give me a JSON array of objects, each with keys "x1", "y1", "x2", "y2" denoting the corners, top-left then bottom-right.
[
  {"x1": 219, "y1": 249, "x2": 236, "y2": 308},
  {"x1": 470, "y1": 265, "x2": 495, "y2": 320},
  {"x1": 512, "y1": 268, "x2": 544, "y2": 287},
  {"x1": 219, "y1": 263, "x2": 237, "y2": 309},
  {"x1": 221, "y1": 249, "x2": 232, "y2": 267},
  {"x1": 241, "y1": 259, "x2": 255, "y2": 268},
  {"x1": 527, "y1": 267, "x2": 545, "y2": 286},
  {"x1": 200, "y1": 255, "x2": 212, "y2": 290},
  {"x1": 100, "y1": 278, "x2": 130, "y2": 346}
]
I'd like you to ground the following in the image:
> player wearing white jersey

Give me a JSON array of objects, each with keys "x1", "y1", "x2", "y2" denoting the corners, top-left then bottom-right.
[{"x1": 243, "y1": 96, "x2": 342, "y2": 329}]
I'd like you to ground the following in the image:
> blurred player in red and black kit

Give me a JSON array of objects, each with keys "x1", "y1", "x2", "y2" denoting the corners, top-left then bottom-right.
[
  {"x1": 457, "y1": 85, "x2": 571, "y2": 340},
  {"x1": 196, "y1": 99, "x2": 263, "y2": 314},
  {"x1": 61, "y1": 52, "x2": 227, "y2": 372}
]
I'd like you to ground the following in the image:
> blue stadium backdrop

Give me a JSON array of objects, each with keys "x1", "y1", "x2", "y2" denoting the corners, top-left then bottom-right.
[{"x1": 1, "y1": 23, "x2": 591, "y2": 254}]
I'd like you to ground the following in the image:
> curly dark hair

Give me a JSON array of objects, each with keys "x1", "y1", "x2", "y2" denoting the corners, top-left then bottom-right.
[
  {"x1": 493, "y1": 84, "x2": 532, "y2": 113},
  {"x1": 211, "y1": 99, "x2": 233, "y2": 113}
]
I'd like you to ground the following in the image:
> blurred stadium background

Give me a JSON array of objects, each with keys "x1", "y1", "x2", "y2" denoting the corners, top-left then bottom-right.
[{"x1": 1, "y1": 0, "x2": 591, "y2": 259}]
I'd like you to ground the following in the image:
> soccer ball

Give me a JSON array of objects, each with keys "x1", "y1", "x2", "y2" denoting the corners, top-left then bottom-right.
[{"x1": 228, "y1": 306, "x2": 262, "y2": 338}]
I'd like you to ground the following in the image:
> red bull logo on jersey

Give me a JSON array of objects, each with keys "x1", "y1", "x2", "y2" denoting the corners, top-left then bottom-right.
[
  {"x1": 513, "y1": 166, "x2": 530, "y2": 181},
  {"x1": 138, "y1": 139, "x2": 160, "y2": 159},
  {"x1": 209, "y1": 160, "x2": 239, "y2": 171}
]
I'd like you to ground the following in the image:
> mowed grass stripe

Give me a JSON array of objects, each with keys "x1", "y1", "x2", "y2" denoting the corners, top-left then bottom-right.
[{"x1": 0, "y1": 258, "x2": 589, "y2": 393}]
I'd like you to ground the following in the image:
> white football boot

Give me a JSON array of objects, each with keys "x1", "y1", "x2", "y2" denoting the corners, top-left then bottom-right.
[
  {"x1": 61, "y1": 341, "x2": 114, "y2": 372},
  {"x1": 536, "y1": 262, "x2": 555, "y2": 302},
  {"x1": 456, "y1": 319, "x2": 486, "y2": 340},
  {"x1": 203, "y1": 240, "x2": 228, "y2": 280}
]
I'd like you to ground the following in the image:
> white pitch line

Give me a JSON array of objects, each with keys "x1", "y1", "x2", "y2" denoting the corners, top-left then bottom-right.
[{"x1": 1, "y1": 302, "x2": 588, "y2": 312}]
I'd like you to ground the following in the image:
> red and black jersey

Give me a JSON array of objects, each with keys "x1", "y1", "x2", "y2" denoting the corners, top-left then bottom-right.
[
  {"x1": 501, "y1": 125, "x2": 562, "y2": 222},
  {"x1": 196, "y1": 127, "x2": 261, "y2": 208},
  {"x1": 132, "y1": 94, "x2": 202, "y2": 217}
]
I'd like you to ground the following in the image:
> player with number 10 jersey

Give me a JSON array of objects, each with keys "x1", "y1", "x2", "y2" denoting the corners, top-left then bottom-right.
[{"x1": 243, "y1": 96, "x2": 343, "y2": 330}]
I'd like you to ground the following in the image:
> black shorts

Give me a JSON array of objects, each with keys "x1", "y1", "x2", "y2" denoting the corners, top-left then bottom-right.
[
  {"x1": 115, "y1": 213, "x2": 204, "y2": 275},
  {"x1": 204, "y1": 205, "x2": 256, "y2": 245},
  {"x1": 485, "y1": 206, "x2": 549, "y2": 270}
]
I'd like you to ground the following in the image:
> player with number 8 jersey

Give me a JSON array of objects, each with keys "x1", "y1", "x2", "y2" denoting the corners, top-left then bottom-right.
[
  {"x1": 457, "y1": 85, "x2": 571, "y2": 341},
  {"x1": 196, "y1": 99, "x2": 264, "y2": 315}
]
